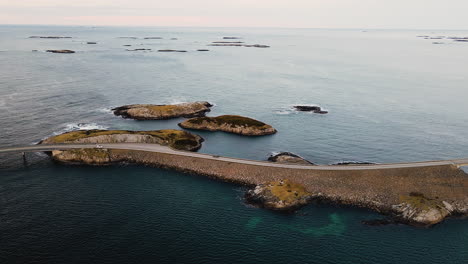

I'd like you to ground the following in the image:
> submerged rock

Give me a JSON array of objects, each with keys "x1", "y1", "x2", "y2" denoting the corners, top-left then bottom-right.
[
  {"x1": 46, "y1": 50, "x2": 75, "y2": 54},
  {"x1": 144, "y1": 37, "x2": 163, "y2": 39},
  {"x1": 223, "y1": 37, "x2": 241, "y2": 39},
  {"x1": 245, "y1": 179, "x2": 312, "y2": 211},
  {"x1": 112, "y1": 101, "x2": 213, "y2": 120},
  {"x1": 293, "y1": 105, "x2": 328, "y2": 114},
  {"x1": 40, "y1": 129, "x2": 204, "y2": 164},
  {"x1": 87, "y1": 42, "x2": 97, "y2": 44},
  {"x1": 178, "y1": 115, "x2": 277, "y2": 136},
  {"x1": 268, "y1": 152, "x2": 314, "y2": 165},
  {"x1": 391, "y1": 192, "x2": 455, "y2": 226}
]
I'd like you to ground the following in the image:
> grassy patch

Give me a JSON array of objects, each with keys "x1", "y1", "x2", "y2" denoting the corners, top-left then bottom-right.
[
  {"x1": 268, "y1": 179, "x2": 311, "y2": 203},
  {"x1": 399, "y1": 192, "x2": 444, "y2": 211}
]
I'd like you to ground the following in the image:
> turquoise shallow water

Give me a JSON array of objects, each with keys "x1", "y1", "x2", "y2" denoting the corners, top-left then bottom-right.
[{"x1": 0, "y1": 25, "x2": 468, "y2": 263}]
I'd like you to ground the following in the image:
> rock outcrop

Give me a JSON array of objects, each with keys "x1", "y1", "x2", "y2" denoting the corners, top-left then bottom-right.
[
  {"x1": 178, "y1": 115, "x2": 277, "y2": 136},
  {"x1": 268, "y1": 152, "x2": 314, "y2": 165},
  {"x1": 391, "y1": 192, "x2": 455, "y2": 226},
  {"x1": 293, "y1": 105, "x2": 328, "y2": 114},
  {"x1": 245, "y1": 179, "x2": 312, "y2": 211},
  {"x1": 112, "y1": 101, "x2": 213, "y2": 120},
  {"x1": 46, "y1": 50, "x2": 75, "y2": 54}
]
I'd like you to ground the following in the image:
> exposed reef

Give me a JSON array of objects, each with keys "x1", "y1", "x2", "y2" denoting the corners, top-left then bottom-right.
[
  {"x1": 126, "y1": 48, "x2": 151, "y2": 51},
  {"x1": 268, "y1": 152, "x2": 314, "y2": 165},
  {"x1": 87, "y1": 42, "x2": 97, "y2": 44},
  {"x1": 245, "y1": 179, "x2": 312, "y2": 211},
  {"x1": 208, "y1": 43, "x2": 270, "y2": 48},
  {"x1": 46, "y1": 50, "x2": 75, "y2": 54},
  {"x1": 30, "y1": 36, "x2": 72, "y2": 39},
  {"x1": 197, "y1": 49, "x2": 210, "y2": 52},
  {"x1": 293, "y1": 105, "x2": 328, "y2": 114},
  {"x1": 178, "y1": 115, "x2": 277, "y2": 136},
  {"x1": 112, "y1": 101, "x2": 213, "y2": 120},
  {"x1": 158, "y1": 49, "x2": 187, "y2": 52},
  {"x1": 144, "y1": 37, "x2": 163, "y2": 39}
]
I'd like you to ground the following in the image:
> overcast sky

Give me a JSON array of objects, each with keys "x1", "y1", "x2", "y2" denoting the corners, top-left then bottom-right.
[{"x1": 0, "y1": 0, "x2": 466, "y2": 29}]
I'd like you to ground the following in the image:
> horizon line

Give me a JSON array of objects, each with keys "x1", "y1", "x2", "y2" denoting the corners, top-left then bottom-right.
[{"x1": 1, "y1": 23, "x2": 468, "y2": 31}]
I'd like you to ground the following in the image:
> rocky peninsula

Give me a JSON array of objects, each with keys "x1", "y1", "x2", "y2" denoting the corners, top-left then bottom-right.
[
  {"x1": 178, "y1": 115, "x2": 277, "y2": 136},
  {"x1": 112, "y1": 101, "x2": 213, "y2": 120}
]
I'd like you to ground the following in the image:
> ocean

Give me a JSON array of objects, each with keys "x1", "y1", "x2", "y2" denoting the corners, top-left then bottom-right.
[{"x1": 1, "y1": 25, "x2": 467, "y2": 263}]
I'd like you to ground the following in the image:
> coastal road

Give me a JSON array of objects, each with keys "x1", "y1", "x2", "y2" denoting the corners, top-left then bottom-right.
[{"x1": 1, "y1": 143, "x2": 468, "y2": 170}]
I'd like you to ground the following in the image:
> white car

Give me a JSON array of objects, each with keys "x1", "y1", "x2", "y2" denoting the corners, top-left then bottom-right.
[{"x1": 95, "y1": 144, "x2": 103, "y2": 149}]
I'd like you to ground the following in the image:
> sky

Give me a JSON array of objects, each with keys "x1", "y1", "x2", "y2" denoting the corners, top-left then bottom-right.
[{"x1": 0, "y1": 0, "x2": 467, "y2": 29}]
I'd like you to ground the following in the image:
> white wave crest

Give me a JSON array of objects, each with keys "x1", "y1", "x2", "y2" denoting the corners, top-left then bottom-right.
[{"x1": 54, "y1": 123, "x2": 109, "y2": 135}]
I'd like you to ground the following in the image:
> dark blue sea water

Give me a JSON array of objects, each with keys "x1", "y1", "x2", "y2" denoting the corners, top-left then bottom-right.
[{"x1": 1, "y1": 25, "x2": 468, "y2": 263}]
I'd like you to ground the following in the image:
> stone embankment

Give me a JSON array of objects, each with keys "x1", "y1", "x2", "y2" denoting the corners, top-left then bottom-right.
[{"x1": 104, "y1": 149, "x2": 468, "y2": 226}]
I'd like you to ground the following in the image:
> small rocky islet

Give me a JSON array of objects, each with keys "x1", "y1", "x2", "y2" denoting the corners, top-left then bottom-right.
[
  {"x1": 293, "y1": 105, "x2": 328, "y2": 114},
  {"x1": 112, "y1": 101, "x2": 213, "y2": 120},
  {"x1": 178, "y1": 115, "x2": 277, "y2": 136},
  {"x1": 46, "y1": 50, "x2": 75, "y2": 54},
  {"x1": 268, "y1": 152, "x2": 314, "y2": 165}
]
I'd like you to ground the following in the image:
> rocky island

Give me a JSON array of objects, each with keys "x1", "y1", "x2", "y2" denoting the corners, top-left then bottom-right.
[
  {"x1": 39, "y1": 129, "x2": 204, "y2": 164},
  {"x1": 112, "y1": 101, "x2": 213, "y2": 120},
  {"x1": 178, "y1": 115, "x2": 277, "y2": 136}
]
